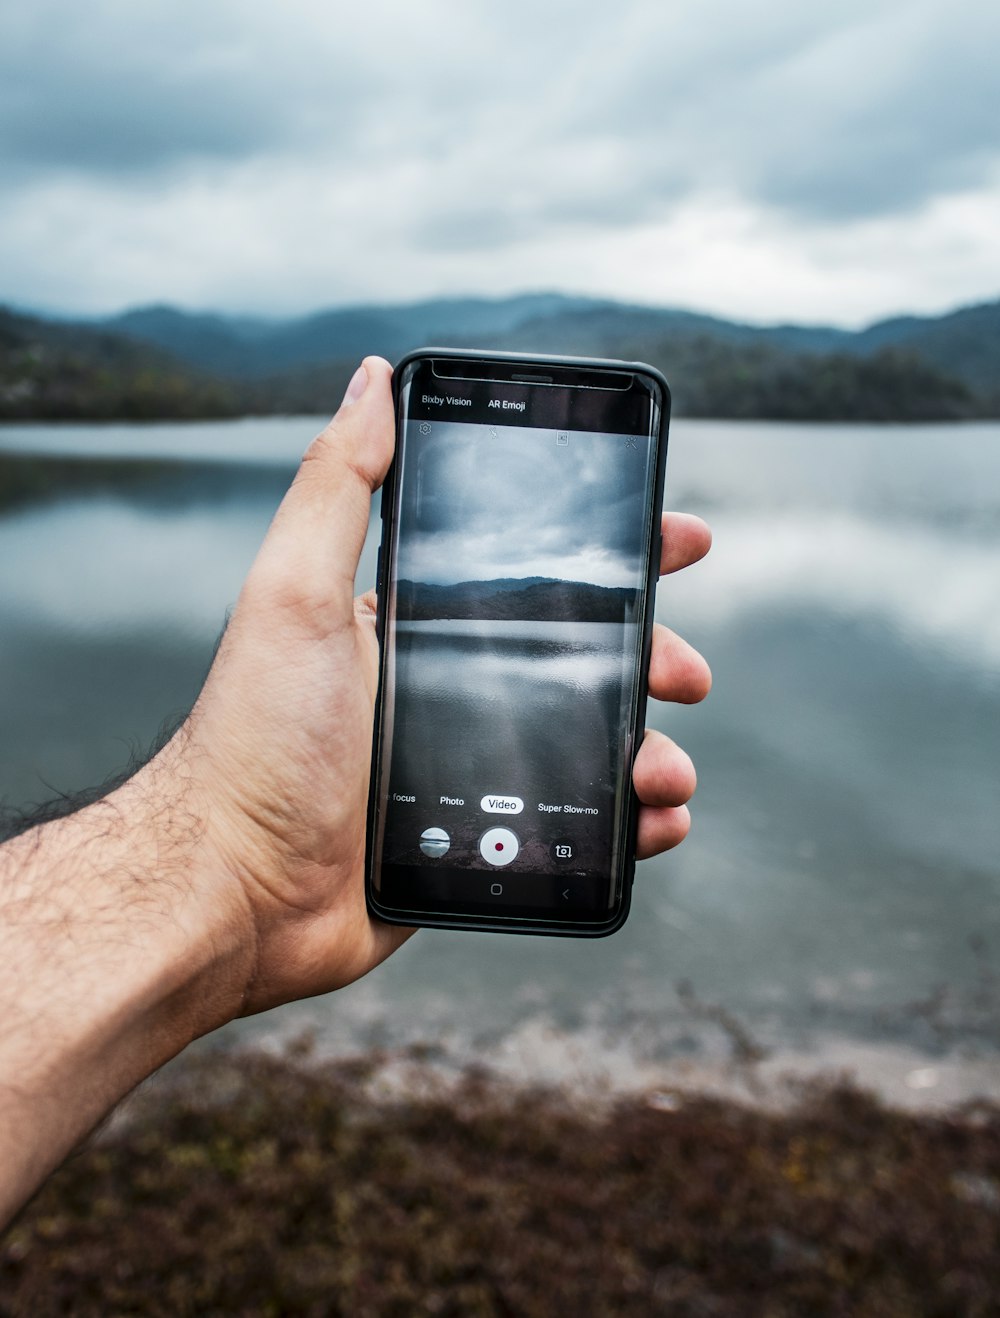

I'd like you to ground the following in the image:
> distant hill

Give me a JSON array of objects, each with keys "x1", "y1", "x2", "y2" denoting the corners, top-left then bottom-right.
[
  {"x1": 92, "y1": 293, "x2": 1000, "y2": 398},
  {"x1": 2, "y1": 292, "x2": 997, "y2": 421},
  {"x1": 103, "y1": 294, "x2": 601, "y2": 378},
  {"x1": 0, "y1": 307, "x2": 239, "y2": 421},
  {"x1": 472, "y1": 298, "x2": 1000, "y2": 404},
  {"x1": 396, "y1": 577, "x2": 638, "y2": 624},
  {"x1": 851, "y1": 302, "x2": 1000, "y2": 397}
]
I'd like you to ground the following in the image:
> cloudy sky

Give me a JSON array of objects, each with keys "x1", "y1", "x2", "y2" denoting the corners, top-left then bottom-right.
[
  {"x1": 1, "y1": 0, "x2": 997, "y2": 325},
  {"x1": 398, "y1": 424, "x2": 650, "y2": 587}
]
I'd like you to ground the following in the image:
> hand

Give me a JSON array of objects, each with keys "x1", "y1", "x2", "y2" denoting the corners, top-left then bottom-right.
[
  {"x1": 162, "y1": 357, "x2": 711, "y2": 1017},
  {"x1": 0, "y1": 356, "x2": 711, "y2": 1222},
  {"x1": 159, "y1": 357, "x2": 410, "y2": 1016},
  {"x1": 634, "y1": 515, "x2": 712, "y2": 858}
]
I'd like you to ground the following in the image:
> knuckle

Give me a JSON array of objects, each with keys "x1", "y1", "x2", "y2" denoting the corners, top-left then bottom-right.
[
  {"x1": 301, "y1": 426, "x2": 334, "y2": 466},
  {"x1": 299, "y1": 423, "x2": 375, "y2": 490},
  {"x1": 245, "y1": 556, "x2": 344, "y2": 640}
]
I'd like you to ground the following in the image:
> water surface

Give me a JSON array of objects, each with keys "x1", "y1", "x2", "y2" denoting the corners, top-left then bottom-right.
[{"x1": 2, "y1": 418, "x2": 997, "y2": 1099}]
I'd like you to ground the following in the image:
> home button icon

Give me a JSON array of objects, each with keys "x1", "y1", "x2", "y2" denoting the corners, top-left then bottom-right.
[{"x1": 490, "y1": 882, "x2": 503, "y2": 896}]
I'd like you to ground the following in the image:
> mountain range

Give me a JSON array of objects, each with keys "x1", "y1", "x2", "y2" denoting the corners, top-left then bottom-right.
[
  {"x1": 97, "y1": 293, "x2": 1000, "y2": 398},
  {"x1": 395, "y1": 577, "x2": 638, "y2": 624},
  {"x1": 2, "y1": 292, "x2": 997, "y2": 421}
]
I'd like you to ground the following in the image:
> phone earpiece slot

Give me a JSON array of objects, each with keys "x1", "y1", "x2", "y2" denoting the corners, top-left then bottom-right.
[{"x1": 431, "y1": 357, "x2": 633, "y2": 391}]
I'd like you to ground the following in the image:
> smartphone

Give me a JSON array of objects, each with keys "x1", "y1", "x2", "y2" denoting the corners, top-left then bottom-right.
[{"x1": 365, "y1": 348, "x2": 669, "y2": 936}]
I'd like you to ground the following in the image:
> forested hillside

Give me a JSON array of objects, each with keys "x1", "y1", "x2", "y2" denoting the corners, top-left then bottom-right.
[
  {"x1": 2, "y1": 294, "x2": 996, "y2": 422},
  {"x1": 0, "y1": 309, "x2": 239, "y2": 420}
]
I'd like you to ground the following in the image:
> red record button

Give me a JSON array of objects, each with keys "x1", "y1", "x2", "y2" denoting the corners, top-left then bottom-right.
[{"x1": 478, "y1": 827, "x2": 519, "y2": 867}]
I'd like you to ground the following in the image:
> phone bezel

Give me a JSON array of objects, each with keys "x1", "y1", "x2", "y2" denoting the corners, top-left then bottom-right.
[{"x1": 365, "y1": 347, "x2": 670, "y2": 937}]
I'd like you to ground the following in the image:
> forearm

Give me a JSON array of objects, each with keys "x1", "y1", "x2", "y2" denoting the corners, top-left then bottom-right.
[{"x1": 0, "y1": 743, "x2": 252, "y2": 1226}]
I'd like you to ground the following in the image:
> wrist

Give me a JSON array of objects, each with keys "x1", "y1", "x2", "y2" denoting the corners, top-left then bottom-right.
[
  {"x1": 102, "y1": 737, "x2": 259, "y2": 1042},
  {"x1": 0, "y1": 738, "x2": 257, "y2": 1223},
  {"x1": 1, "y1": 736, "x2": 256, "y2": 1097}
]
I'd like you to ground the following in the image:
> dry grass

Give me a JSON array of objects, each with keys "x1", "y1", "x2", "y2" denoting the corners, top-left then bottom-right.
[{"x1": 2, "y1": 1050, "x2": 998, "y2": 1316}]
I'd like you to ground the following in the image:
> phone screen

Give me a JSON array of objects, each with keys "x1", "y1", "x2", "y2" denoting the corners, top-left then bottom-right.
[{"x1": 368, "y1": 354, "x2": 666, "y2": 932}]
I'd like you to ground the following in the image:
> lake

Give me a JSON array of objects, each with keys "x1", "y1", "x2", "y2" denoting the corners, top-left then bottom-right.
[{"x1": 1, "y1": 417, "x2": 998, "y2": 1104}]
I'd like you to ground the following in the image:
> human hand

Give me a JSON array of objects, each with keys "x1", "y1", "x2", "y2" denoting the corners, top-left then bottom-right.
[
  {"x1": 634, "y1": 514, "x2": 712, "y2": 858},
  {"x1": 148, "y1": 358, "x2": 711, "y2": 1019},
  {"x1": 0, "y1": 356, "x2": 711, "y2": 1221}
]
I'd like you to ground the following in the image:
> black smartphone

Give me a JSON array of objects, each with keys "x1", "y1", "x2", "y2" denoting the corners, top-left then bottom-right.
[{"x1": 365, "y1": 348, "x2": 669, "y2": 936}]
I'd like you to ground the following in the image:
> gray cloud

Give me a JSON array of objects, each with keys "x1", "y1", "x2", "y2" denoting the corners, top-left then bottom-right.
[
  {"x1": 5, "y1": 0, "x2": 995, "y2": 213},
  {"x1": 0, "y1": 1, "x2": 374, "y2": 177},
  {"x1": 0, "y1": 0, "x2": 996, "y2": 317},
  {"x1": 397, "y1": 424, "x2": 651, "y2": 587},
  {"x1": 577, "y1": 0, "x2": 1000, "y2": 223}
]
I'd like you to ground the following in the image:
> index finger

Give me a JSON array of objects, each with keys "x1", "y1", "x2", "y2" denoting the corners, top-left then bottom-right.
[{"x1": 660, "y1": 512, "x2": 712, "y2": 575}]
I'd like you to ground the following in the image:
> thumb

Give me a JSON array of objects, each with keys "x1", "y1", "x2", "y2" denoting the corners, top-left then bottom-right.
[
  {"x1": 319, "y1": 354, "x2": 396, "y2": 491},
  {"x1": 251, "y1": 356, "x2": 395, "y2": 621}
]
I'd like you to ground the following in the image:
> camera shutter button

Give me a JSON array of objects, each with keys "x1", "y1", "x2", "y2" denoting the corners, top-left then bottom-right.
[{"x1": 479, "y1": 827, "x2": 519, "y2": 867}]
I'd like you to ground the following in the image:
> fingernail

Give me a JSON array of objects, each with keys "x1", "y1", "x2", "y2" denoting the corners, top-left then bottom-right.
[{"x1": 341, "y1": 363, "x2": 369, "y2": 406}]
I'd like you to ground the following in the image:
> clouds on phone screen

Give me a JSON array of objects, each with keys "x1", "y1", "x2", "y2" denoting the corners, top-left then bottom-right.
[{"x1": 398, "y1": 423, "x2": 651, "y2": 588}]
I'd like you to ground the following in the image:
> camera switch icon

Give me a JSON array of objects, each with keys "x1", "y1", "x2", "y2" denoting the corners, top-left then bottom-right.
[{"x1": 550, "y1": 838, "x2": 575, "y2": 863}]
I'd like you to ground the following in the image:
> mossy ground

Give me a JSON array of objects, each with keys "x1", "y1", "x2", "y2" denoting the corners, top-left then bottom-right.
[{"x1": 2, "y1": 1050, "x2": 998, "y2": 1316}]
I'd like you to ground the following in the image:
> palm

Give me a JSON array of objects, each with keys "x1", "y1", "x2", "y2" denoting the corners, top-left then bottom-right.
[{"x1": 177, "y1": 357, "x2": 710, "y2": 1019}]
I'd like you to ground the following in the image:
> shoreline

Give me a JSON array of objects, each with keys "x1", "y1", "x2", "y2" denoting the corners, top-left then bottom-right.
[{"x1": 234, "y1": 1012, "x2": 1000, "y2": 1117}]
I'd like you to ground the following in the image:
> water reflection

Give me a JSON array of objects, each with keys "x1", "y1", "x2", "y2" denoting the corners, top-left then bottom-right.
[{"x1": 1, "y1": 419, "x2": 998, "y2": 1096}]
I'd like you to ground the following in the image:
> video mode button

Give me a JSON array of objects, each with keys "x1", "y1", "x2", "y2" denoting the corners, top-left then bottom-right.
[{"x1": 480, "y1": 795, "x2": 523, "y2": 814}]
